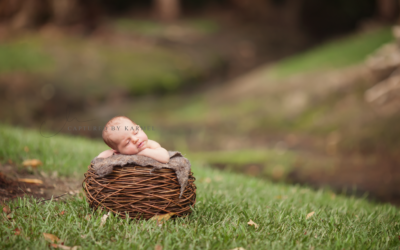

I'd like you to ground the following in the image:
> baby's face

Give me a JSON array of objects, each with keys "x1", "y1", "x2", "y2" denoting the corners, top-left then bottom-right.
[{"x1": 108, "y1": 120, "x2": 148, "y2": 155}]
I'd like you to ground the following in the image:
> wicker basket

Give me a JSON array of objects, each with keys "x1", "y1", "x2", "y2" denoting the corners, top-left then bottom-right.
[{"x1": 82, "y1": 163, "x2": 196, "y2": 220}]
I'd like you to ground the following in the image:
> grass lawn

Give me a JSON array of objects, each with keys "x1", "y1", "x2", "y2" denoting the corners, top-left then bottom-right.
[
  {"x1": 270, "y1": 26, "x2": 394, "y2": 78},
  {"x1": 1, "y1": 124, "x2": 400, "y2": 249}
]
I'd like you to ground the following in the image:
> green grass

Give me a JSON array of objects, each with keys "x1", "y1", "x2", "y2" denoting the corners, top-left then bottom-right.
[
  {"x1": 0, "y1": 124, "x2": 108, "y2": 177},
  {"x1": 188, "y1": 149, "x2": 296, "y2": 181},
  {"x1": 271, "y1": 26, "x2": 394, "y2": 77},
  {"x1": 1, "y1": 125, "x2": 400, "y2": 249},
  {"x1": 0, "y1": 39, "x2": 53, "y2": 73}
]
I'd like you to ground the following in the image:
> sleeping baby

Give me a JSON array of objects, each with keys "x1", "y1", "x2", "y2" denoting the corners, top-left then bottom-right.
[{"x1": 97, "y1": 116, "x2": 169, "y2": 164}]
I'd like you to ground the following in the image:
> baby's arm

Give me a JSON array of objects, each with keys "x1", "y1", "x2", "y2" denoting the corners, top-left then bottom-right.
[
  {"x1": 97, "y1": 149, "x2": 115, "y2": 158},
  {"x1": 137, "y1": 140, "x2": 169, "y2": 163}
]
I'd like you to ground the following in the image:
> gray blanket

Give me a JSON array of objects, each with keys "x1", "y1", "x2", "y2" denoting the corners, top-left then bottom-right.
[{"x1": 90, "y1": 151, "x2": 191, "y2": 198}]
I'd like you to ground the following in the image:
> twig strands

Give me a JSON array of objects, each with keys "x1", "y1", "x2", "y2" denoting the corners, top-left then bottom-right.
[{"x1": 82, "y1": 164, "x2": 196, "y2": 220}]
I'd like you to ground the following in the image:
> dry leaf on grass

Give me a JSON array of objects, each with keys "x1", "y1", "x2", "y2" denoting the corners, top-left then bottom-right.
[
  {"x1": 59, "y1": 211, "x2": 65, "y2": 216},
  {"x1": 22, "y1": 159, "x2": 42, "y2": 168},
  {"x1": 306, "y1": 211, "x2": 315, "y2": 219},
  {"x1": 247, "y1": 219, "x2": 259, "y2": 229},
  {"x1": 17, "y1": 178, "x2": 43, "y2": 185},
  {"x1": 155, "y1": 245, "x2": 163, "y2": 250},
  {"x1": 14, "y1": 228, "x2": 21, "y2": 235},
  {"x1": 2, "y1": 204, "x2": 11, "y2": 214},
  {"x1": 50, "y1": 244, "x2": 79, "y2": 250},
  {"x1": 150, "y1": 213, "x2": 175, "y2": 224},
  {"x1": 100, "y1": 212, "x2": 110, "y2": 227},
  {"x1": 43, "y1": 233, "x2": 61, "y2": 243}
]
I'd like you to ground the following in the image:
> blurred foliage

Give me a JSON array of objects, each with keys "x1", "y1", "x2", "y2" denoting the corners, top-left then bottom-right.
[
  {"x1": 188, "y1": 149, "x2": 297, "y2": 181},
  {"x1": 0, "y1": 39, "x2": 53, "y2": 73},
  {"x1": 113, "y1": 18, "x2": 219, "y2": 37},
  {"x1": 270, "y1": 27, "x2": 393, "y2": 77},
  {"x1": 0, "y1": 29, "x2": 221, "y2": 97}
]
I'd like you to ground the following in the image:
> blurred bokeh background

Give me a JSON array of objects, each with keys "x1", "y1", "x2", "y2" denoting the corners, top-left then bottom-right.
[{"x1": 1, "y1": 0, "x2": 399, "y2": 204}]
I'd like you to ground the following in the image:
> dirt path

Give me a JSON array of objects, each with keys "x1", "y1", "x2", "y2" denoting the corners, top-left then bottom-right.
[{"x1": 0, "y1": 163, "x2": 82, "y2": 203}]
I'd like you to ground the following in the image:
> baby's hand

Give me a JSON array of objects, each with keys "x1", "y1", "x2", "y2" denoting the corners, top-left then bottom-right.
[
  {"x1": 97, "y1": 149, "x2": 115, "y2": 158},
  {"x1": 137, "y1": 141, "x2": 169, "y2": 163}
]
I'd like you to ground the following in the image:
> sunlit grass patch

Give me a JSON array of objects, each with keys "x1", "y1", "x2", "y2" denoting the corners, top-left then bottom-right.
[
  {"x1": 271, "y1": 26, "x2": 394, "y2": 77},
  {"x1": 1, "y1": 165, "x2": 400, "y2": 249},
  {"x1": 0, "y1": 124, "x2": 107, "y2": 177}
]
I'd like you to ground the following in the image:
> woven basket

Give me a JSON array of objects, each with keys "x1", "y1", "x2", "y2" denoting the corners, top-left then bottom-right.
[{"x1": 82, "y1": 163, "x2": 196, "y2": 220}]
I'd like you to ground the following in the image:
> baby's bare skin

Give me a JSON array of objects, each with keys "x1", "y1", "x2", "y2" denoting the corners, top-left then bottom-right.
[{"x1": 98, "y1": 118, "x2": 169, "y2": 164}]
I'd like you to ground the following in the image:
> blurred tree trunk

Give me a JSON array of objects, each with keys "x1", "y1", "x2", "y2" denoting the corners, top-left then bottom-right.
[
  {"x1": 283, "y1": 0, "x2": 303, "y2": 29},
  {"x1": 0, "y1": 0, "x2": 100, "y2": 31},
  {"x1": 153, "y1": 0, "x2": 180, "y2": 21},
  {"x1": 230, "y1": 0, "x2": 303, "y2": 29},
  {"x1": 378, "y1": 0, "x2": 398, "y2": 22},
  {"x1": 49, "y1": 0, "x2": 82, "y2": 26},
  {"x1": 6, "y1": 0, "x2": 48, "y2": 29}
]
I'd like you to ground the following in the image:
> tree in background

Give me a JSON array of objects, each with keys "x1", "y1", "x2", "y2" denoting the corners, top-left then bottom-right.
[
  {"x1": 377, "y1": 0, "x2": 399, "y2": 22},
  {"x1": 153, "y1": 0, "x2": 180, "y2": 21}
]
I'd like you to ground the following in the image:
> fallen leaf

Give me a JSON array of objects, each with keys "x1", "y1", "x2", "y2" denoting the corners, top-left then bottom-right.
[
  {"x1": 43, "y1": 233, "x2": 61, "y2": 243},
  {"x1": 22, "y1": 159, "x2": 42, "y2": 168},
  {"x1": 14, "y1": 228, "x2": 21, "y2": 235},
  {"x1": 306, "y1": 211, "x2": 315, "y2": 219},
  {"x1": 17, "y1": 178, "x2": 43, "y2": 185},
  {"x1": 2, "y1": 205, "x2": 11, "y2": 214},
  {"x1": 155, "y1": 245, "x2": 163, "y2": 250},
  {"x1": 55, "y1": 244, "x2": 75, "y2": 250},
  {"x1": 59, "y1": 211, "x2": 65, "y2": 216},
  {"x1": 247, "y1": 219, "x2": 259, "y2": 229},
  {"x1": 100, "y1": 212, "x2": 110, "y2": 227},
  {"x1": 150, "y1": 213, "x2": 175, "y2": 224}
]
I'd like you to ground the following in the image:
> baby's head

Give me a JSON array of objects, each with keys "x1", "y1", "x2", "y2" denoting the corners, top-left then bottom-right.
[{"x1": 102, "y1": 116, "x2": 148, "y2": 155}]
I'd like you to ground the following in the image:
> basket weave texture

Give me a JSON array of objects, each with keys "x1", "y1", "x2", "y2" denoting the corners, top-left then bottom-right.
[{"x1": 82, "y1": 163, "x2": 196, "y2": 220}]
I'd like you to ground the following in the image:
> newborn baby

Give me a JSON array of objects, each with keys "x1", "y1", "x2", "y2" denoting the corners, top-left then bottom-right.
[{"x1": 97, "y1": 116, "x2": 169, "y2": 164}]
